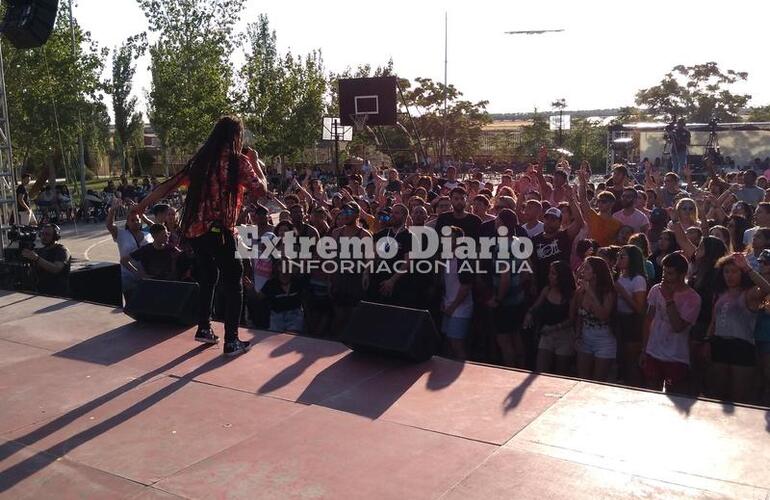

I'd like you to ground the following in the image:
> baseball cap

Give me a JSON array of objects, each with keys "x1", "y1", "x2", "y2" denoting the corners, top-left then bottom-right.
[
  {"x1": 758, "y1": 249, "x2": 770, "y2": 262},
  {"x1": 544, "y1": 207, "x2": 562, "y2": 219}
]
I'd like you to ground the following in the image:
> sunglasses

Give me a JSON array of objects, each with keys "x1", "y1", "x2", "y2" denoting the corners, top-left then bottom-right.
[
  {"x1": 679, "y1": 206, "x2": 695, "y2": 212},
  {"x1": 341, "y1": 209, "x2": 355, "y2": 216},
  {"x1": 378, "y1": 214, "x2": 391, "y2": 222}
]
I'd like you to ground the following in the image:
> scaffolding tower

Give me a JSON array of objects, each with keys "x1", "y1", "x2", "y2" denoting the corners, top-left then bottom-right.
[{"x1": 0, "y1": 44, "x2": 19, "y2": 259}]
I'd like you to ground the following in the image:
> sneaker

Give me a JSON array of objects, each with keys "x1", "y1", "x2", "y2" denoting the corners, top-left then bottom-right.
[
  {"x1": 194, "y1": 327, "x2": 219, "y2": 345},
  {"x1": 223, "y1": 339, "x2": 251, "y2": 357}
]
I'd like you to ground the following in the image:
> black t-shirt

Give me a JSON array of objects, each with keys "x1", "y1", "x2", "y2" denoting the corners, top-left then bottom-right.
[
  {"x1": 480, "y1": 219, "x2": 497, "y2": 239},
  {"x1": 374, "y1": 227, "x2": 412, "y2": 280},
  {"x1": 531, "y1": 230, "x2": 571, "y2": 291},
  {"x1": 374, "y1": 227, "x2": 412, "y2": 261},
  {"x1": 262, "y1": 277, "x2": 305, "y2": 312},
  {"x1": 673, "y1": 128, "x2": 691, "y2": 150},
  {"x1": 435, "y1": 212, "x2": 483, "y2": 241},
  {"x1": 130, "y1": 244, "x2": 181, "y2": 280},
  {"x1": 16, "y1": 184, "x2": 29, "y2": 212},
  {"x1": 36, "y1": 243, "x2": 71, "y2": 296}
]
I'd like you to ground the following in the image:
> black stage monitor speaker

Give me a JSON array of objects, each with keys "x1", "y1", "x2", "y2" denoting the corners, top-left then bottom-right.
[
  {"x1": 341, "y1": 301, "x2": 440, "y2": 362},
  {"x1": 1, "y1": 0, "x2": 59, "y2": 49},
  {"x1": 125, "y1": 279, "x2": 199, "y2": 326},
  {"x1": 68, "y1": 261, "x2": 122, "y2": 307}
]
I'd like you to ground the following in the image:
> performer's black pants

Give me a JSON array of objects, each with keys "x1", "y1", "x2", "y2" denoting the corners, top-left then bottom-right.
[{"x1": 189, "y1": 230, "x2": 243, "y2": 343}]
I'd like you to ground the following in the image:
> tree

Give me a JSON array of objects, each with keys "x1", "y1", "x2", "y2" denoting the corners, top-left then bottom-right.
[
  {"x1": 237, "y1": 15, "x2": 326, "y2": 162},
  {"x1": 109, "y1": 33, "x2": 146, "y2": 175},
  {"x1": 2, "y1": 3, "x2": 107, "y2": 178},
  {"x1": 563, "y1": 117, "x2": 606, "y2": 170},
  {"x1": 614, "y1": 106, "x2": 651, "y2": 124},
  {"x1": 139, "y1": 0, "x2": 245, "y2": 161},
  {"x1": 748, "y1": 105, "x2": 770, "y2": 122},
  {"x1": 635, "y1": 62, "x2": 750, "y2": 122},
  {"x1": 402, "y1": 77, "x2": 490, "y2": 162},
  {"x1": 515, "y1": 108, "x2": 551, "y2": 159}
]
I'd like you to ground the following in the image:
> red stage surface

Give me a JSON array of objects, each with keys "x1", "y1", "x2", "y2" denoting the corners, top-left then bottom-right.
[{"x1": 0, "y1": 290, "x2": 769, "y2": 499}]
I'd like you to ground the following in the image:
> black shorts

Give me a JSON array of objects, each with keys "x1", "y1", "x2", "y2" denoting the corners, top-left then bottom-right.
[
  {"x1": 711, "y1": 337, "x2": 756, "y2": 367},
  {"x1": 614, "y1": 313, "x2": 643, "y2": 343},
  {"x1": 493, "y1": 303, "x2": 526, "y2": 335}
]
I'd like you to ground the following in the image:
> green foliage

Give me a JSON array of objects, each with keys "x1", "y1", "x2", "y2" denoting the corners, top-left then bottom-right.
[
  {"x1": 563, "y1": 117, "x2": 606, "y2": 169},
  {"x1": 515, "y1": 108, "x2": 551, "y2": 159},
  {"x1": 2, "y1": 4, "x2": 107, "y2": 173},
  {"x1": 237, "y1": 15, "x2": 326, "y2": 161},
  {"x1": 139, "y1": 0, "x2": 244, "y2": 154},
  {"x1": 109, "y1": 33, "x2": 146, "y2": 174},
  {"x1": 614, "y1": 106, "x2": 651, "y2": 124},
  {"x1": 748, "y1": 105, "x2": 770, "y2": 122},
  {"x1": 635, "y1": 62, "x2": 750, "y2": 122},
  {"x1": 402, "y1": 77, "x2": 490, "y2": 162}
]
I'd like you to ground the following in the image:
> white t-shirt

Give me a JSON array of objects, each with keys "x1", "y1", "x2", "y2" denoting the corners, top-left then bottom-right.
[
  {"x1": 442, "y1": 258, "x2": 473, "y2": 319},
  {"x1": 115, "y1": 228, "x2": 153, "y2": 282},
  {"x1": 616, "y1": 275, "x2": 647, "y2": 314},
  {"x1": 612, "y1": 209, "x2": 649, "y2": 233},
  {"x1": 524, "y1": 221, "x2": 544, "y2": 238},
  {"x1": 644, "y1": 284, "x2": 701, "y2": 365}
]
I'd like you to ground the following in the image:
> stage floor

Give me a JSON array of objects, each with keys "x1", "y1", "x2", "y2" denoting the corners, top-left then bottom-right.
[{"x1": 0, "y1": 291, "x2": 768, "y2": 499}]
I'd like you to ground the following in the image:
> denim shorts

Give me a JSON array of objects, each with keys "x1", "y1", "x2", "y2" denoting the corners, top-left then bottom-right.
[
  {"x1": 576, "y1": 325, "x2": 616, "y2": 359},
  {"x1": 442, "y1": 315, "x2": 472, "y2": 340}
]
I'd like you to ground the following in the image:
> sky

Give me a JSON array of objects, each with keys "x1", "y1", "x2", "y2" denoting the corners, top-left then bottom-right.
[{"x1": 74, "y1": 0, "x2": 770, "y2": 117}]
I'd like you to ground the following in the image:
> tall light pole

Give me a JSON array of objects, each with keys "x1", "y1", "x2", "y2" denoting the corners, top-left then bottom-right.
[
  {"x1": 68, "y1": 0, "x2": 87, "y2": 211},
  {"x1": 551, "y1": 98, "x2": 567, "y2": 147},
  {"x1": 442, "y1": 12, "x2": 448, "y2": 170}
]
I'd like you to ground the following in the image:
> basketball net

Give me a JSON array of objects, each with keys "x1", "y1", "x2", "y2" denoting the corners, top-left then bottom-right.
[{"x1": 350, "y1": 113, "x2": 369, "y2": 132}]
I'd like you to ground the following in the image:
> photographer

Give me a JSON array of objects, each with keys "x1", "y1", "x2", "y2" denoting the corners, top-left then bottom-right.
[
  {"x1": 669, "y1": 118, "x2": 690, "y2": 175},
  {"x1": 21, "y1": 224, "x2": 71, "y2": 296}
]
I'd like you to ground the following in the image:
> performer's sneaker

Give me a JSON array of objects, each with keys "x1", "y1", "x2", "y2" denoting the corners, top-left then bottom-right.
[
  {"x1": 194, "y1": 327, "x2": 219, "y2": 345},
  {"x1": 223, "y1": 339, "x2": 251, "y2": 357}
]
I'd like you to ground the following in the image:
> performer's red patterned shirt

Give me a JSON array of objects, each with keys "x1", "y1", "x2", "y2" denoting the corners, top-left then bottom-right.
[{"x1": 177, "y1": 152, "x2": 265, "y2": 238}]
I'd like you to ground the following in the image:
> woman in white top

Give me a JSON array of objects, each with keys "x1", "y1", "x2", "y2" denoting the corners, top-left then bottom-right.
[
  {"x1": 106, "y1": 198, "x2": 153, "y2": 304},
  {"x1": 614, "y1": 245, "x2": 648, "y2": 387}
]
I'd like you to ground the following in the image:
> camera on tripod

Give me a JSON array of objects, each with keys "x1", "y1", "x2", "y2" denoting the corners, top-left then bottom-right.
[
  {"x1": 703, "y1": 116, "x2": 723, "y2": 165},
  {"x1": 1, "y1": 225, "x2": 37, "y2": 292}
]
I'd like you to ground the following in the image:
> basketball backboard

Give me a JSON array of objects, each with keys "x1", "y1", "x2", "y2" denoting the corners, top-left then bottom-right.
[
  {"x1": 338, "y1": 76, "x2": 398, "y2": 127},
  {"x1": 322, "y1": 117, "x2": 352, "y2": 141}
]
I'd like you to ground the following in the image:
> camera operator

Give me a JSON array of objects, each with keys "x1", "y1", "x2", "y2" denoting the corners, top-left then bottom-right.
[
  {"x1": 21, "y1": 224, "x2": 71, "y2": 296},
  {"x1": 670, "y1": 118, "x2": 690, "y2": 175}
]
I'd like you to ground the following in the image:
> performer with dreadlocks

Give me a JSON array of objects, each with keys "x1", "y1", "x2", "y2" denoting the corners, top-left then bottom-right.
[{"x1": 135, "y1": 116, "x2": 267, "y2": 356}]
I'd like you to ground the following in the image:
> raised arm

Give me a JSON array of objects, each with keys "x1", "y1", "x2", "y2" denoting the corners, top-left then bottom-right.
[
  {"x1": 105, "y1": 199, "x2": 119, "y2": 240},
  {"x1": 565, "y1": 185, "x2": 585, "y2": 240},
  {"x1": 134, "y1": 170, "x2": 186, "y2": 215},
  {"x1": 670, "y1": 220, "x2": 697, "y2": 259}
]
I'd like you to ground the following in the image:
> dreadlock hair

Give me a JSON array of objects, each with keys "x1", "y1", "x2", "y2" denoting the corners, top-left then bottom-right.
[{"x1": 177, "y1": 116, "x2": 244, "y2": 234}]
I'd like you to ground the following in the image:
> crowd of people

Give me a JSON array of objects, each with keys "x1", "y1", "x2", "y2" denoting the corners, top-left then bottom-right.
[{"x1": 14, "y1": 116, "x2": 770, "y2": 406}]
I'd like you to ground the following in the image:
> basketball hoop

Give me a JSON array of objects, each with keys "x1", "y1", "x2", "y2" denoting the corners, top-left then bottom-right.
[{"x1": 350, "y1": 113, "x2": 369, "y2": 132}]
